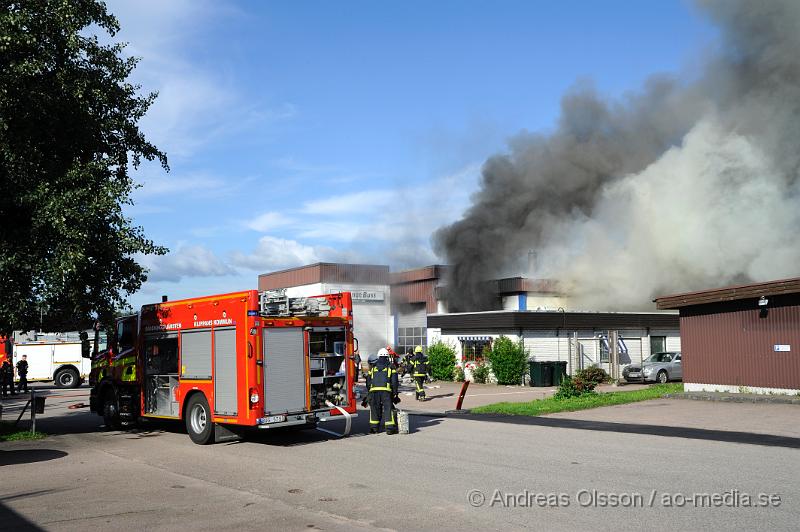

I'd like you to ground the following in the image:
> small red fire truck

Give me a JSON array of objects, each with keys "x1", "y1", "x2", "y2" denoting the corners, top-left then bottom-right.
[{"x1": 87, "y1": 289, "x2": 358, "y2": 444}]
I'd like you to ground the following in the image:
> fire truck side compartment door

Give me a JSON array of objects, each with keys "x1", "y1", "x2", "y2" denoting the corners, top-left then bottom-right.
[
  {"x1": 181, "y1": 329, "x2": 212, "y2": 379},
  {"x1": 263, "y1": 328, "x2": 306, "y2": 415},
  {"x1": 214, "y1": 327, "x2": 238, "y2": 416}
]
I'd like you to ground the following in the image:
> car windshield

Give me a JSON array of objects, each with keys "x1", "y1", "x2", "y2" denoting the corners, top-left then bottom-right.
[{"x1": 646, "y1": 352, "x2": 673, "y2": 363}]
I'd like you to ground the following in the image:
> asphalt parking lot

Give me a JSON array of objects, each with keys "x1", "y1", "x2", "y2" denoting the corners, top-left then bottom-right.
[{"x1": 1, "y1": 383, "x2": 799, "y2": 531}]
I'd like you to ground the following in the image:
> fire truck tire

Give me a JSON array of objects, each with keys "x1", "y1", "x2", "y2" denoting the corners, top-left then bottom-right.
[
  {"x1": 103, "y1": 390, "x2": 122, "y2": 430},
  {"x1": 186, "y1": 394, "x2": 215, "y2": 445},
  {"x1": 55, "y1": 368, "x2": 80, "y2": 389}
]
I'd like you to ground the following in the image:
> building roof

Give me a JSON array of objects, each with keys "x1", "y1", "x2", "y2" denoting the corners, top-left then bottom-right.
[
  {"x1": 494, "y1": 277, "x2": 561, "y2": 295},
  {"x1": 258, "y1": 262, "x2": 389, "y2": 290},
  {"x1": 654, "y1": 277, "x2": 800, "y2": 310},
  {"x1": 389, "y1": 265, "x2": 448, "y2": 285},
  {"x1": 428, "y1": 310, "x2": 678, "y2": 331}
]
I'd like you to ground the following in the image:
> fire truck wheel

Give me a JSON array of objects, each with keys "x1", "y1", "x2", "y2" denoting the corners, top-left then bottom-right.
[
  {"x1": 103, "y1": 390, "x2": 122, "y2": 430},
  {"x1": 55, "y1": 368, "x2": 80, "y2": 389},
  {"x1": 186, "y1": 394, "x2": 215, "y2": 445}
]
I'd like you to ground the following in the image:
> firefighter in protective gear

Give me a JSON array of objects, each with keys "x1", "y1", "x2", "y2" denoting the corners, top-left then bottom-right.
[
  {"x1": 411, "y1": 345, "x2": 429, "y2": 401},
  {"x1": 366, "y1": 348, "x2": 399, "y2": 434}
]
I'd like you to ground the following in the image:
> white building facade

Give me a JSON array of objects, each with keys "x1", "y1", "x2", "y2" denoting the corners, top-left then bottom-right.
[
  {"x1": 427, "y1": 310, "x2": 681, "y2": 377},
  {"x1": 259, "y1": 263, "x2": 393, "y2": 358}
]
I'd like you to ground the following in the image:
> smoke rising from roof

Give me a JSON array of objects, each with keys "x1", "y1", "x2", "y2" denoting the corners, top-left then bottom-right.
[{"x1": 433, "y1": 0, "x2": 800, "y2": 311}]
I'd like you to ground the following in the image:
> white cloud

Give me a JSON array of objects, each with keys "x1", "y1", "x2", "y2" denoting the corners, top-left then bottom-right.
[
  {"x1": 229, "y1": 236, "x2": 352, "y2": 272},
  {"x1": 139, "y1": 244, "x2": 235, "y2": 283},
  {"x1": 245, "y1": 211, "x2": 295, "y2": 232},
  {"x1": 133, "y1": 173, "x2": 227, "y2": 198},
  {"x1": 105, "y1": 0, "x2": 294, "y2": 160},
  {"x1": 301, "y1": 189, "x2": 396, "y2": 214}
]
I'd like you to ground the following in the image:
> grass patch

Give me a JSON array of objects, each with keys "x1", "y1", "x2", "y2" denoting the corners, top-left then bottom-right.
[
  {"x1": 472, "y1": 383, "x2": 683, "y2": 416},
  {"x1": 0, "y1": 421, "x2": 47, "y2": 442}
]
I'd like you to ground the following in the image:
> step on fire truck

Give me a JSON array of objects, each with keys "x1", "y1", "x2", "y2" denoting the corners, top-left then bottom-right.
[{"x1": 86, "y1": 289, "x2": 358, "y2": 444}]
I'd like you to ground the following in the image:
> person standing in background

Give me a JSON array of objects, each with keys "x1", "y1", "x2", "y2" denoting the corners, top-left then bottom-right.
[
  {"x1": 1, "y1": 359, "x2": 14, "y2": 397},
  {"x1": 16, "y1": 353, "x2": 29, "y2": 393}
]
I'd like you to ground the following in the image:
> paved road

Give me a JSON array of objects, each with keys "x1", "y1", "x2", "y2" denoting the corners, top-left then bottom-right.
[
  {"x1": 1, "y1": 384, "x2": 799, "y2": 531},
  {"x1": 390, "y1": 380, "x2": 652, "y2": 413}
]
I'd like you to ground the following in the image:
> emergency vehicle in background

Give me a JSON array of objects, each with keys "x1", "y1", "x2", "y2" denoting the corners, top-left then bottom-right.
[
  {"x1": 3, "y1": 334, "x2": 97, "y2": 388},
  {"x1": 86, "y1": 289, "x2": 358, "y2": 444}
]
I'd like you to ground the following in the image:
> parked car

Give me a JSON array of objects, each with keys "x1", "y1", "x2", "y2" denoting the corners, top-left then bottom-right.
[{"x1": 622, "y1": 351, "x2": 682, "y2": 383}]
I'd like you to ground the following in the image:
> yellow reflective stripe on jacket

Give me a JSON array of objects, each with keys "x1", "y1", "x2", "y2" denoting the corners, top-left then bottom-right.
[{"x1": 368, "y1": 366, "x2": 394, "y2": 392}]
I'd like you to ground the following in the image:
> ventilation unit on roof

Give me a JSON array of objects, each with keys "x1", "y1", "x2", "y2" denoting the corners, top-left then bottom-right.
[{"x1": 259, "y1": 289, "x2": 331, "y2": 317}]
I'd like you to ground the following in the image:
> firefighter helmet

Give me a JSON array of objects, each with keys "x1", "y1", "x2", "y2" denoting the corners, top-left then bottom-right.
[
  {"x1": 377, "y1": 348, "x2": 390, "y2": 358},
  {"x1": 414, "y1": 345, "x2": 423, "y2": 354}
]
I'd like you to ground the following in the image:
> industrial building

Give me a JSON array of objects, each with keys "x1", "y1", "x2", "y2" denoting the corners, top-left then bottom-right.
[
  {"x1": 656, "y1": 277, "x2": 800, "y2": 395},
  {"x1": 427, "y1": 310, "x2": 680, "y2": 377},
  {"x1": 259, "y1": 262, "x2": 682, "y2": 378}
]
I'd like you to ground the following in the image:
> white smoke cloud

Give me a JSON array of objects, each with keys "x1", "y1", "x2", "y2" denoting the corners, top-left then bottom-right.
[{"x1": 541, "y1": 118, "x2": 800, "y2": 309}]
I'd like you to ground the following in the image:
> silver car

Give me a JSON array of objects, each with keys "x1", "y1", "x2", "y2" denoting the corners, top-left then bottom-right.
[{"x1": 623, "y1": 351, "x2": 682, "y2": 383}]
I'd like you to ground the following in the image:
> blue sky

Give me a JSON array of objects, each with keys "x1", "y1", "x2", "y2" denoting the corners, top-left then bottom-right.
[{"x1": 107, "y1": 0, "x2": 715, "y2": 307}]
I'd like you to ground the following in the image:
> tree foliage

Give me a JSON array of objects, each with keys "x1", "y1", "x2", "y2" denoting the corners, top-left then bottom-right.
[
  {"x1": 0, "y1": 0, "x2": 167, "y2": 332},
  {"x1": 486, "y1": 336, "x2": 528, "y2": 385},
  {"x1": 427, "y1": 341, "x2": 457, "y2": 381}
]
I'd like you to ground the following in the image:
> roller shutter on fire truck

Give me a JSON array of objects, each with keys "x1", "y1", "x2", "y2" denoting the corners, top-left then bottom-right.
[
  {"x1": 213, "y1": 327, "x2": 238, "y2": 416},
  {"x1": 263, "y1": 328, "x2": 307, "y2": 414}
]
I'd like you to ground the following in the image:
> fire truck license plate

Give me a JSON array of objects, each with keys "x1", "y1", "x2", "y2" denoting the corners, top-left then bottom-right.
[{"x1": 265, "y1": 415, "x2": 286, "y2": 424}]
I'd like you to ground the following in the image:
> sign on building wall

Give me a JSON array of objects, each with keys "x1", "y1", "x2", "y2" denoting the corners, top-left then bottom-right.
[
  {"x1": 774, "y1": 344, "x2": 791, "y2": 352},
  {"x1": 351, "y1": 290, "x2": 385, "y2": 302}
]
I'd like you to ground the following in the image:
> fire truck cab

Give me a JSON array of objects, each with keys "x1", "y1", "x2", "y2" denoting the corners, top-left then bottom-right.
[{"x1": 87, "y1": 289, "x2": 358, "y2": 444}]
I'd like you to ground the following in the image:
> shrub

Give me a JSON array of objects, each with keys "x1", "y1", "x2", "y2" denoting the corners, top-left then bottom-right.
[
  {"x1": 427, "y1": 341, "x2": 457, "y2": 381},
  {"x1": 575, "y1": 366, "x2": 610, "y2": 386},
  {"x1": 553, "y1": 375, "x2": 598, "y2": 400},
  {"x1": 454, "y1": 365, "x2": 465, "y2": 382},
  {"x1": 486, "y1": 336, "x2": 528, "y2": 385},
  {"x1": 472, "y1": 362, "x2": 490, "y2": 384}
]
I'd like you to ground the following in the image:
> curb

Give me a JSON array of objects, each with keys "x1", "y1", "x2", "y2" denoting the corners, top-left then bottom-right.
[
  {"x1": 663, "y1": 393, "x2": 800, "y2": 405},
  {"x1": 401, "y1": 409, "x2": 472, "y2": 417}
]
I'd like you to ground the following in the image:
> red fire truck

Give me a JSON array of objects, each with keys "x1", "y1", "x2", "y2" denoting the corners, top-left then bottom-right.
[{"x1": 87, "y1": 289, "x2": 358, "y2": 444}]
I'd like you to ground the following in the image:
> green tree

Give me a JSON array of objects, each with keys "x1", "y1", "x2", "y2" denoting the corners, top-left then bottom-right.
[
  {"x1": 0, "y1": 0, "x2": 167, "y2": 332},
  {"x1": 486, "y1": 336, "x2": 528, "y2": 385}
]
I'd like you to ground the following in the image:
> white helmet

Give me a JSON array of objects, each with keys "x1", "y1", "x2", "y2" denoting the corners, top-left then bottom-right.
[{"x1": 377, "y1": 348, "x2": 390, "y2": 358}]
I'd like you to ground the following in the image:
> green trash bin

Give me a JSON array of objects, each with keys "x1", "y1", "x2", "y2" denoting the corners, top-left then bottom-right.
[
  {"x1": 541, "y1": 363, "x2": 554, "y2": 387},
  {"x1": 529, "y1": 361, "x2": 544, "y2": 387},
  {"x1": 552, "y1": 361, "x2": 568, "y2": 386}
]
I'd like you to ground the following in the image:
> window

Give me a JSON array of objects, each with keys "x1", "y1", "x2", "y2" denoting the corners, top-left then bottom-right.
[
  {"x1": 650, "y1": 336, "x2": 666, "y2": 355},
  {"x1": 461, "y1": 339, "x2": 491, "y2": 363},
  {"x1": 144, "y1": 334, "x2": 179, "y2": 375},
  {"x1": 117, "y1": 319, "x2": 136, "y2": 351},
  {"x1": 599, "y1": 338, "x2": 609, "y2": 362},
  {"x1": 396, "y1": 327, "x2": 427, "y2": 356}
]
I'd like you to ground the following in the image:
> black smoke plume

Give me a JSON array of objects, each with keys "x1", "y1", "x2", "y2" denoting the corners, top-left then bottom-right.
[{"x1": 434, "y1": 0, "x2": 800, "y2": 311}]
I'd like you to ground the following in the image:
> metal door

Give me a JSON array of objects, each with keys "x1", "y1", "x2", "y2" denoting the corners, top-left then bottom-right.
[
  {"x1": 263, "y1": 327, "x2": 306, "y2": 415},
  {"x1": 214, "y1": 327, "x2": 238, "y2": 416}
]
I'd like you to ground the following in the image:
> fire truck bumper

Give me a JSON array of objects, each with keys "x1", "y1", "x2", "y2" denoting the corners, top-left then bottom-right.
[{"x1": 256, "y1": 411, "x2": 357, "y2": 428}]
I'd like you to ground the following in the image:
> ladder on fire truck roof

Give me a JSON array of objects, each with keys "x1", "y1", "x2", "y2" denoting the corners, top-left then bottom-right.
[{"x1": 259, "y1": 289, "x2": 331, "y2": 317}]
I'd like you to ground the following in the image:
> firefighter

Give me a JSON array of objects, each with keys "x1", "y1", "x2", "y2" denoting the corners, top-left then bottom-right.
[
  {"x1": 360, "y1": 352, "x2": 379, "y2": 408},
  {"x1": 366, "y1": 348, "x2": 399, "y2": 434},
  {"x1": 411, "y1": 345, "x2": 429, "y2": 401},
  {"x1": 1, "y1": 359, "x2": 13, "y2": 397}
]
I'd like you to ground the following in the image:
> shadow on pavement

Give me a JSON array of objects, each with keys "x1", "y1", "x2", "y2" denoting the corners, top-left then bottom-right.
[
  {"x1": 0, "y1": 449, "x2": 68, "y2": 466},
  {"x1": 0, "y1": 501, "x2": 44, "y2": 531},
  {"x1": 457, "y1": 413, "x2": 800, "y2": 449}
]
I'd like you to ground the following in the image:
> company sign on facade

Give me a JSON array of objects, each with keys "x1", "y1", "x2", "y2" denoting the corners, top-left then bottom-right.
[{"x1": 351, "y1": 290, "x2": 385, "y2": 302}]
